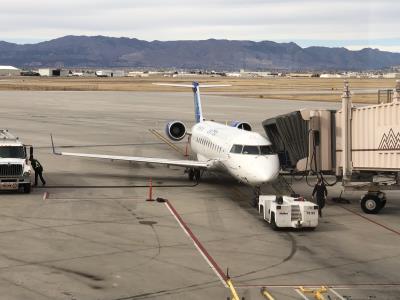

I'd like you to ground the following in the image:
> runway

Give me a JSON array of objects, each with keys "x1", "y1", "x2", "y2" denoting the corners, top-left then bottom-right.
[{"x1": 0, "y1": 91, "x2": 399, "y2": 299}]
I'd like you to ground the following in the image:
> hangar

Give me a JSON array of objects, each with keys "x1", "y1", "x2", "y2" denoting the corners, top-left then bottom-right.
[
  {"x1": 38, "y1": 68, "x2": 70, "y2": 77},
  {"x1": 0, "y1": 65, "x2": 20, "y2": 76}
]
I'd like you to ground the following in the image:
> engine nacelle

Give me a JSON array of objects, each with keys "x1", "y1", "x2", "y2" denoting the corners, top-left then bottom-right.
[
  {"x1": 165, "y1": 121, "x2": 187, "y2": 141},
  {"x1": 231, "y1": 121, "x2": 252, "y2": 131}
]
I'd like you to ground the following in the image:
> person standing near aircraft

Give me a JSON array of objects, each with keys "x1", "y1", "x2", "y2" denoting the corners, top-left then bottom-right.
[
  {"x1": 312, "y1": 178, "x2": 327, "y2": 217},
  {"x1": 30, "y1": 157, "x2": 46, "y2": 186}
]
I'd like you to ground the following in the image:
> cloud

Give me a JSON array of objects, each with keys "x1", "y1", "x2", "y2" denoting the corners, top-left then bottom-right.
[{"x1": 0, "y1": 0, "x2": 399, "y2": 50}]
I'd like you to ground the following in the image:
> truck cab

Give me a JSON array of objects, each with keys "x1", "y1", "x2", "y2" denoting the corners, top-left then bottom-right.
[
  {"x1": 259, "y1": 195, "x2": 319, "y2": 230},
  {"x1": 0, "y1": 130, "x2": 32, "y2": 193}
]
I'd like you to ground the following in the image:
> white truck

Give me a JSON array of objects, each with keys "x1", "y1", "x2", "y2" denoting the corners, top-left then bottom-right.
[
  {"x1": 0, "y1": 130, "x2": 32, "y2": 193},
  {"x1": 258, "y1": 195, "x2": 319, "y2": 230}
]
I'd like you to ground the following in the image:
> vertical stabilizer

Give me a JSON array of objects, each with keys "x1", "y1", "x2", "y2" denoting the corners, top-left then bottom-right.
[{"x1": 192, "y1": 82, "x2": 204, "y2": 123}]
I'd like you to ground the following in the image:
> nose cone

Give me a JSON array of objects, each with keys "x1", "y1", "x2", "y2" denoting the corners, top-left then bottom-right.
[{"x1": 246, "y1": 155, "x2": 280, "y2": 186}]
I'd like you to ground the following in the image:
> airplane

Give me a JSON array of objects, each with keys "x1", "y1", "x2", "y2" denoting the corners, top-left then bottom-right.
[{"x1": 51, "y1": 82, "x2": 280, "y2": 201}]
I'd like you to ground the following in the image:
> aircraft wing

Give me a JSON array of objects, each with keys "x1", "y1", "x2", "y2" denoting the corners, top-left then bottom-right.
[
  {"x1": 50, "y1": 135, "x2": 210, "y2": 169},
  {"x1": 57, "y1": 151, "x2": 209, "y2": 169}
]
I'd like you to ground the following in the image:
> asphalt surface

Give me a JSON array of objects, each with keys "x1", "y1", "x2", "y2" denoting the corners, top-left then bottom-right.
[{"x1": 0, "y1": 91, "x2": 398, "y2": 300}]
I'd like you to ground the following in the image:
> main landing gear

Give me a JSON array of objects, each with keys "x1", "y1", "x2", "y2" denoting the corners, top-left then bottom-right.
[{"x1": 188, "y1": 168, "x2": 201, "y2": 182}]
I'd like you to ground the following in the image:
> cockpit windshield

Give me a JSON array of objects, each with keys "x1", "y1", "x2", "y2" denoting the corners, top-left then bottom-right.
[
  {"x1": 242, "y1": 145, "x2": 259, "y2": 155},
  {"x1": 230, "y1": 144, "x2": 274, "y2": 155}
]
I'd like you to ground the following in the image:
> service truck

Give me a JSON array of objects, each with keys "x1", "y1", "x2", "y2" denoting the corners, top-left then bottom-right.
[
  {"x1": 0, "y1": 130, "x2": 32, "y2": 193},
  {"x1": 258, "y1": 195, "x2": 319, "y2": 230}
]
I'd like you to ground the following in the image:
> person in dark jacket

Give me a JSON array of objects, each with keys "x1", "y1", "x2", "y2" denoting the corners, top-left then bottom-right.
[
  {"x1": 312, "y1": 178, "x2": 327, "y2": 217},
  {"x1": 30, "y1": 157, "x2": 46, "y2": 186}
]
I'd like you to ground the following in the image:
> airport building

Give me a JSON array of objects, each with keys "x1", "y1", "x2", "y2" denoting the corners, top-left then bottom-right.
[
  {"x1": 38, "y1": 68, "x2": 69, "y2": 77},
  {"x1": 0, "y1": 65, "x2": 20, "y2": 76},
  {"x1": 95, "y1": 70, "x2": 125, "y2": 77},
  {"x1": 127, "y1": 71, "x2": 149, "y2": 77}
]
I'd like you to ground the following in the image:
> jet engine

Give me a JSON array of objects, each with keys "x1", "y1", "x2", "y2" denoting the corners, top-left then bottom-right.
[
  {"x1": 165, "y1": 121, "x2": 187, "y2": 141},
  {"x1": 231, "y1": 121, "x2": 252, "y2": 131}
]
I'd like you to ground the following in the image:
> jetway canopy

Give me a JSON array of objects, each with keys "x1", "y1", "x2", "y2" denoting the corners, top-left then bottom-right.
[{"x1": 262, "y1": 111, "x2": 309, "y2": 169}]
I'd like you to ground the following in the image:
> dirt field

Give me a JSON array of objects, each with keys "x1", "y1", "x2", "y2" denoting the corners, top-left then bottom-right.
[{"x1": 0, "y1": 76, "x2": 397, "y2": 103}]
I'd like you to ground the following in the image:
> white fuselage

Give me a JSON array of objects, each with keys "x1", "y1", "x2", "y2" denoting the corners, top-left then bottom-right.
[{"x1": 190, "y1": 121, "x2": 280, "y2": 186}]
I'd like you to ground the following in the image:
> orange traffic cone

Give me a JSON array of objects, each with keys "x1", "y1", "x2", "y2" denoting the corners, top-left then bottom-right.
[
  {"x1": 184, "y1": 143, "x2": 189, "y2": 157},
  {"x1": 146, "y1": 178, "x2": 154, "y2": 201},
  {"x1": 184, "y1": 137, "x2": 190, "y2": 157}
]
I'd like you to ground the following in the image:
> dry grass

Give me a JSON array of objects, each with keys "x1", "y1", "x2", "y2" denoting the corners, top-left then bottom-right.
[{"x1": 0, "y1": 76, "x2": 397, "y2": 103}]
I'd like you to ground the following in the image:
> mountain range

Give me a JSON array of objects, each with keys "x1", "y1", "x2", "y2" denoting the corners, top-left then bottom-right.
[{"x1": 1, "y1": 35, "x2": 399, "y2": 71}]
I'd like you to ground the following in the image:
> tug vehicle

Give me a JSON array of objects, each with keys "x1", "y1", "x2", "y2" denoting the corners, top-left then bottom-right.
[{"x1": 258, "y1": 195, "x2": 319, "y2": 230}]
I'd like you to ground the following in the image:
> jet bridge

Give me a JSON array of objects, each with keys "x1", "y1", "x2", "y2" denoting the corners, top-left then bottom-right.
[
  {"x1": 262, "y1": 111, "x2": 309, "y2": 170},
  {"x1": 262, "y1": 81, "x2": 400, "y2": 214}
]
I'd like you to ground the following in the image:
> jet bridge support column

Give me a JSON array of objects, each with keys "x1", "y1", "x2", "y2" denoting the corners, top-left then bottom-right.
[{"x1": 341, "y1": 82, "x2": 352, "y2": 181}]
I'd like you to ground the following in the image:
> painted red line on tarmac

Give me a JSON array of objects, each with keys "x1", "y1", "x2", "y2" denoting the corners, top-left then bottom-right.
[
  {"x1": 339, "y1": 205, "x2": 400, "y2": 236},
  {"x1": 164, "y1": 200, "x2": 228, "y2": 285},
  {"x1": 235, "y1": 283, "x2": 400, "y2": 288}
]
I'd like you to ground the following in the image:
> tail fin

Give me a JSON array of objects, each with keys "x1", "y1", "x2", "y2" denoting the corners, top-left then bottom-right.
[
  {"x1": 192, "y1": 82, "x2": 203, "y2": 123},
  {"x1": 153, "y1": 82, "x2": 230, "y2": 123}
]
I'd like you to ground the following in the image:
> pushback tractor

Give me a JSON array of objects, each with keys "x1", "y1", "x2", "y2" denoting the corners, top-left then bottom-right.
[{"x1": 258, "y1": 195, "x2": 319, "y2": 230}]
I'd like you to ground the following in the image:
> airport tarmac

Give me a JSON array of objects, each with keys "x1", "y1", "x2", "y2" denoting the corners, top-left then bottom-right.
[{"x1": 0, "y1": 91, "x2": 399, "y2": 300}]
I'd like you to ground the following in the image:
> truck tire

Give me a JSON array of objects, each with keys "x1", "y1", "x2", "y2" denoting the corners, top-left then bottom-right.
[
  {"x1": 361, "y1": 195, "x2": 381, "y2": 214},
  {"x1": 270, "y1": 212, "x2": 279, "y2": 231},
  {"x1": 23, "y1": 184, "x2": 31, "y2": 194}
]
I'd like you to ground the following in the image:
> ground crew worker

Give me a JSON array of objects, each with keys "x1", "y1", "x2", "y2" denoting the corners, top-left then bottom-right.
[
  {"x1": 312, "y1": 178, "x2": 327, "y2": 217},
  {"x1": 30, "y1": 157, "x2": 46, "y2": 186}
]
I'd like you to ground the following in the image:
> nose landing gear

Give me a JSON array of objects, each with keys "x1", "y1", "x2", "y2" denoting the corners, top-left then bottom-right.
[
  {"x1": 187, "y1": 168, "x2": 201, "y2": 182},
  {"x1": 252, "y1": 186, "x2": 261, "y2": 207}
]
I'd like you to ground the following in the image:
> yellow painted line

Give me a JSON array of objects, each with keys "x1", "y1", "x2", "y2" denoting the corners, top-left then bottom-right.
[
  {"x1": 299, "y1": 286, "x2": 328, "y2": 300},
  {"x1": 148, "y1": 129, "x2": 185, "y2": 155},
  {"x1": 261, "y1": 287, "x2": 275, "y2": 300},
  {"x1": 226, "y1": 278, "x2": 241, "y2": 300}
]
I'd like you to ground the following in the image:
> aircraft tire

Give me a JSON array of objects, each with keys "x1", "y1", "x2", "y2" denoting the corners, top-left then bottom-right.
[
  {"x1": 194, "y1": 169, "x2": 201, "y2": 181},
  {"x1": 188, "y1": 169, "x2": 194, "y2": 181}
]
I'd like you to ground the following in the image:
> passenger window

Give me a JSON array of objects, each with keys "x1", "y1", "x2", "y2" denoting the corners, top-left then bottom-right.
[
  {"x1": 260, "y1": 145, "x2": 274, "y2": 155},
  {"x1": 242, "y1": 145, "x2": 260, "y2": 155},
  {"x1": 230, "y1": 144, "x2": 243, "y2": 153}
]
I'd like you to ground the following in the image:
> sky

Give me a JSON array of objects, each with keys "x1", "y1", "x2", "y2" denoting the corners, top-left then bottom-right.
[{"x1": 0, "y1": 0, "x2": 399, "y2": 52}]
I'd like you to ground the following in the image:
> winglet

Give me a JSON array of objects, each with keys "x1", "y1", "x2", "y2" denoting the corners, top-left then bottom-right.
[{"x1": 50, "y1": 134, "x2": 61, "y2": 155}]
